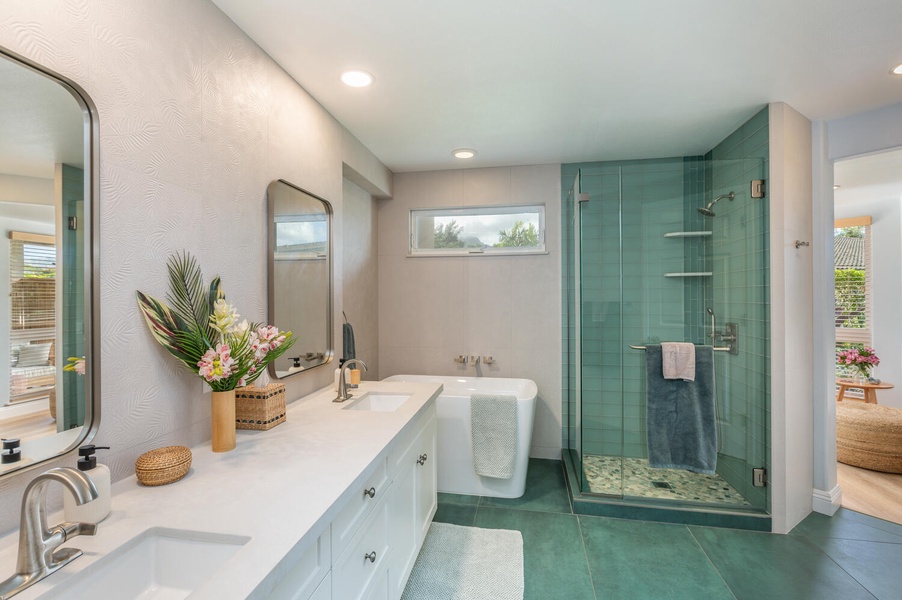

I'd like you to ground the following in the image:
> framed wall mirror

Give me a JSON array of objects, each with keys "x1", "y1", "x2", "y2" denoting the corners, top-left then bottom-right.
[
  {"x1": 0, "y1": 46, "x2": 99, "y2": 475},
  {"x1": 267, "y1": 179, "x2": 333, "y2": 378}
]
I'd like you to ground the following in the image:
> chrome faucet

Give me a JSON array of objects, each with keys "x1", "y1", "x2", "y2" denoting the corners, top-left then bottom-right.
[
  {"x1": 334, "y1": 358, "x2": 368, "y2": 402},
  {"x1": 0, "y1": 467, "x2": 99, "y2": 599}
]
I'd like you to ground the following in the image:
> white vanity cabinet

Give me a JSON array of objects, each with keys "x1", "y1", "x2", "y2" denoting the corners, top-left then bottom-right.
[
  {"x1": 387, "y1": 412, "x2": 437, "y2": 600},
  {"x1": 265, "y1": 402, "x2": 437, "y2": 600}
]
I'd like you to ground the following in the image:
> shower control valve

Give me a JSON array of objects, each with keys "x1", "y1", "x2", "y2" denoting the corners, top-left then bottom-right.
[
  {"x1": 482, "y1": 356, "x2": 495, "y2": 365},
  {"x1": 454, "y1": 355, "x2": 468, "y2": 364}
]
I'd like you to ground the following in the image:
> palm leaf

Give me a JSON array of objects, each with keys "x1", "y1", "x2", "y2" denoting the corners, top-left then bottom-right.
[
  {"x1": 165, "y1": 251, "x2": 211, "y2": 341},
  {"x1": 136, "y1": 291, "x2": 201, "y2": 367},
  {"x1": 207, "y1": 275, "x2": 224, "y2": 342}
]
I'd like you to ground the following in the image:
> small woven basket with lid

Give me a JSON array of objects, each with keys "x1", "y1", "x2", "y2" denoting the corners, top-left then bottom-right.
[
  {"x1": 135, "y1": 445, "x2": 192, "y2": 486},
  {"x1": 235, "y1": 383, "x2": 286, "y2": 430}
]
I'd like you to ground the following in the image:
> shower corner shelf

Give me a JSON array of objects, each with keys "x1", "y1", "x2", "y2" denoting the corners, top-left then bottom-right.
[
  {"x1": 664, "y1": 231, "x2": 712, "y2": 238},
  {"x1": 664, "y1": 272, "x2": 713, "y2": 277}
]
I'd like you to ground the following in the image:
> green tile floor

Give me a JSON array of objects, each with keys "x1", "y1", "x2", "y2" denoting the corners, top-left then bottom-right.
[{"x1": 434, "y1": 459, "x2": 901, "y2": 600}]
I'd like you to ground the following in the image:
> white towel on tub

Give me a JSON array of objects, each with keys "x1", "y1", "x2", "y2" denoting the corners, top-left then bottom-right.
[
  {"x1": 661, "y1": 342, "x2": 696, "y2": 382},
  {"x1": 471, "y1": 393, "x2": 518, "y2": 479}
]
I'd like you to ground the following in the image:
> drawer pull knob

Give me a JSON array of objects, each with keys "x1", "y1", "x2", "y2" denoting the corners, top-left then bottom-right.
[
  {"x1": 365, "y1": 551, "x2": 377, "y2": 563},
  {"x1": 363, "y1": 487, "x2": 376, "y2": 499},
  {"x1": 417, "y1": 453, "x2": 428, "y2": 465}
]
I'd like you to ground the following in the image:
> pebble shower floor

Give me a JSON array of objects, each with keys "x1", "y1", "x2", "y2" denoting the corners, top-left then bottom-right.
[{"x1": 581, "y1": 455, "x2": 751, "y2": 505}]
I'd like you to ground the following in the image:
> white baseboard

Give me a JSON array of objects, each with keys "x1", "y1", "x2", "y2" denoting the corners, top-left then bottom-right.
[
  {"x1": 529, "y1": 446, "x2": 562, "y2": 460},
  {"x1": 812, "y1": 485, "x2": 842, "y2": 516}
]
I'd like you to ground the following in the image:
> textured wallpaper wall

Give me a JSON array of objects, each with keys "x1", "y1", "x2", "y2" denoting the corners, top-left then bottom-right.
[{"x1": 0, "y1": 0, "x2": 390, "y2": 533}]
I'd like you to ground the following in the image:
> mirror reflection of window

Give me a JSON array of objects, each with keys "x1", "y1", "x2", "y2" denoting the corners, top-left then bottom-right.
[
  {"x1": 274, "y1": 214, "x2": 328, "y2": 259},
  {"x1": 8, "y1": 233, "x2": 56, "y2": 412}
]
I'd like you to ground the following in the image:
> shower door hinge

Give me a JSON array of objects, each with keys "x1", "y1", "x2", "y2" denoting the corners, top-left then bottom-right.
[
  {"x1": 750, "y1": 179, "x2": 766, "y2": 198},
  {"x1": 577, "y1": 193, "x2": 590, "y2": 203},
  {"x1": 753, "y1": 468, "x2": 767, "y2": 487}
]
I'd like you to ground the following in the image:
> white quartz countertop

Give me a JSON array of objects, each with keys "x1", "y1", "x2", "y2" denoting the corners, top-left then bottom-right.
[{"x1": 0, "y1": 380, "x2": 442, "y2": 600}]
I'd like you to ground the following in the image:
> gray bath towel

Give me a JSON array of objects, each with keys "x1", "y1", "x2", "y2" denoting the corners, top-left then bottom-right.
[
  {"x1": 342, "y1": 322, "x2": 356, "y2": 360},
  {"x1": 471, "y1": 393, "x2": 518, "y2": 479},
  {"x1": 645, "y1": 345, "x2": 717, "y2": 474}
]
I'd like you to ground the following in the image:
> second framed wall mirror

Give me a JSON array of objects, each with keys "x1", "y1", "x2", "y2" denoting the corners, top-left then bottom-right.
[{"x1": 267, "y1": 179, "x2": 333, "y2": 378}]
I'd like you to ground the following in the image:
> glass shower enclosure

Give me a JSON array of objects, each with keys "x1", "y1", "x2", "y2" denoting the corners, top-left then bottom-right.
[{"x1": 563, "y1": 146, "x2": 770, "y2": 523}]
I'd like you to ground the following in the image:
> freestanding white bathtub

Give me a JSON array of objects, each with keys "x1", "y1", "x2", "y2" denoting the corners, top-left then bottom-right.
[{"x1": 382, "y1": 375, "x2": 537, "y2": 498}]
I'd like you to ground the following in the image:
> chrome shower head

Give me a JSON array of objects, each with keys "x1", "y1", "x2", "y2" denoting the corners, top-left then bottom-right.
[
  {"x1": 707, "y1": 308, "x2": 714, "y2": 316},
  {"x1": 697, "y1": 191, "x2": 735, "y2": 217}
]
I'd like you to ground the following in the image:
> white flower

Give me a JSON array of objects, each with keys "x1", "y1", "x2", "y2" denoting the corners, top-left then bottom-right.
[{"x1": 210, "y1": 299, "x2": 240, "y2": 336}]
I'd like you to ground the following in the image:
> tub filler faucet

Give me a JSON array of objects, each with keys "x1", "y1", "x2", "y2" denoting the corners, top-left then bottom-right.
[{"x1": 0, "y1": 467, "x2": 99, "y2": 599}]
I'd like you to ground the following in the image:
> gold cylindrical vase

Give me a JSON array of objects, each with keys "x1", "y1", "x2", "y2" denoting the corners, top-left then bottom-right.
[{"x1": 211, "y1": 390, "x2": 236, "y2": 452}]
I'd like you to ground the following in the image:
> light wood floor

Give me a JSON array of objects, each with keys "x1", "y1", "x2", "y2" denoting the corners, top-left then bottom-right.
[{"x1": 837, "y1": 461, "x2": 902, "y2": 524}]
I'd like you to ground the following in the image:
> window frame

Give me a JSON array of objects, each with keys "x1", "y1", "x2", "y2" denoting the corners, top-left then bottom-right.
[
  {"x1": 834, "y1": 216, "x2": 871, "y2": 347},
  {"x1": 407, "y1": 204, "x2": 547, "y2": 257}
]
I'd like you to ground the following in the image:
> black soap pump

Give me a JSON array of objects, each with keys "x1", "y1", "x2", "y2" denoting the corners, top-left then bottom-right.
[
  {"x1": 64, "y1": 444, "x2": 111, "y2": 524},
  {"x1": 1, "y1": 438, "x2": 21, "y2": 464}
]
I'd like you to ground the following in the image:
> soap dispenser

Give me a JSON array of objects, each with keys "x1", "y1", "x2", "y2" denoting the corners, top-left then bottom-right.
[
  {"x1": 64, "y1": 444, "x2": 111, "y2": 524},
  {"x1": 287, "y1": 356, "x2": 304, "y2": 374}
]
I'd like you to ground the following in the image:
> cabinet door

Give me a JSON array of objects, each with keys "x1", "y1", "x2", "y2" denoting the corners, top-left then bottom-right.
[
  {"x1": 414, "y1": 417, "x2": 438, "y2": 544},
  {"x1": 388, "y1": 460, "x2": 417, "y2": 600}
]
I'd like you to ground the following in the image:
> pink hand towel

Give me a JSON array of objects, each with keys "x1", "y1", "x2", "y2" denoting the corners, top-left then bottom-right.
[{"x1": 662, "y1": 342, "x2": 696, "y2": 382}]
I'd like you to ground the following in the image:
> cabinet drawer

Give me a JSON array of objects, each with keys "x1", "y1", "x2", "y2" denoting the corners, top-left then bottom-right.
[
  {"x1": 333, "y1": 457, "x2": 389, "y2": 556},
  {"x1": 333, "y1": 492, "x2": 391, "y2": 600},
  {"x1": 266, "y1": 531, "x2": 331, "y2": 600}
]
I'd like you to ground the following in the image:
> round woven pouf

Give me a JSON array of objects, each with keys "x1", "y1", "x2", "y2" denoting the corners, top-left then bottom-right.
[{"x1": 836, "y1": 402, "x2": 902, "y2": 474}]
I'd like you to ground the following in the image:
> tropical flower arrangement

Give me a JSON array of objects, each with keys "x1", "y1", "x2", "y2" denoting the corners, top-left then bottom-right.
[
  {"x1": 837, "y1": 346, "x2": 880, "y2": 380},
  {"x1": 136, "y1": 251, "x2": 295, "y2": 392}
]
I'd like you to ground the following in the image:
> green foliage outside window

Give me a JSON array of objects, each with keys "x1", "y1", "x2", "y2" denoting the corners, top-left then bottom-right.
[
  {"x1": 495, "y1": 220, "x2": 539, "y2": 248},
  {"x1": 835, "y1": 268, "x2": 865, "y2": 328}
]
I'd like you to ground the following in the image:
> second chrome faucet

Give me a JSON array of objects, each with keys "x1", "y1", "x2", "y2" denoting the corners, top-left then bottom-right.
[{"x1": 334, "y1": 358, "x2": 368, "y2": 402}]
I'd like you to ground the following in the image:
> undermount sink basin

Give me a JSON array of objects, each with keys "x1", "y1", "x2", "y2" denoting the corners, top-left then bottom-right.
[
  {"x1": 38, "y1": 527, "x2": 249, "y2": 600},
  {"x1": 343, "y1": 392, "x2": 413, "y2": 412}
]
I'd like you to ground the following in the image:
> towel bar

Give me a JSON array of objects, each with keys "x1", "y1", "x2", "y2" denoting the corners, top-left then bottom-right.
[{"x1": 629, "y1": 344, "x2": 731, "y2": 352}]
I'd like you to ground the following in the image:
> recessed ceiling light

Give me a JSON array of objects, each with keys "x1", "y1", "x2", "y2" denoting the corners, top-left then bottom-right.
[
  {"x1": 340, "y1": 70, "x2": 374, "y2": 87},
  {"x1": 891, "y1": 63, "x2": 902, "y2": 76},
  {"x1": 452, "y1": 148, "x2": 477, "y2": 159}
]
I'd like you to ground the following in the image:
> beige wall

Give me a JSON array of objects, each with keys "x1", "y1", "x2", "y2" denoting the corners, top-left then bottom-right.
[
  {"x1": 342, "y1": 179, "x2": 379, "y2": 379},
  {"x1": 377, "y1": 165, "x2": 562, "y2": 459},
  {"x1": 0, "y1": 0, "x2": 390, "y2": 533}
]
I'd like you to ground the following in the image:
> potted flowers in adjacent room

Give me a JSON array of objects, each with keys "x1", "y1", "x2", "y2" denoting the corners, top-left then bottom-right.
[
  {"x1": 837, "y1": 346, "x2": 880, "y2": 384},
  {"x1": 137, "y1": 252, "x2": 295, "y2": 452}
]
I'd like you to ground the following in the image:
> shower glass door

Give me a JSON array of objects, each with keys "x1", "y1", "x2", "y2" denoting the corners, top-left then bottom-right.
[{"x1": 568, "y1": 154, "x2": 769, "y2": 513}]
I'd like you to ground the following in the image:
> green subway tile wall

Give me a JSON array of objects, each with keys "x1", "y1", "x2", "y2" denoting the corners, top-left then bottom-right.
[
  {"x1": 61, "y1": 163, "x2": 86, "y2": 429},
  {"x1": 561, "y1": 106, "x2": 770, "y2": 512}
]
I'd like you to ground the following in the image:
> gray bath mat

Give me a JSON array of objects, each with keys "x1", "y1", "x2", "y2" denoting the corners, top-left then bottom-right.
[{"x1": 402, "y1": 522, "x2": 524, "y2": 600}]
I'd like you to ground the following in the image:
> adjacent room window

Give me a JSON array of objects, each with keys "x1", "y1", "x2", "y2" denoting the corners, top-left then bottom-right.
[
  {"x1": 8, "y1": 232, "x2": 57, "y2": 402},
  {"x1": 834, "y1": 216, "x2": 871, "y2": 379},
  {"x1": 409, "y1": 204, "x2": 545, "y2": 256}
]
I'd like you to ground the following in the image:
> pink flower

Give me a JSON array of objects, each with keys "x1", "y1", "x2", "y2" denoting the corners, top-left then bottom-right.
[{"x1": 197, "y1": 343, "x2": 235, "y2": 382}]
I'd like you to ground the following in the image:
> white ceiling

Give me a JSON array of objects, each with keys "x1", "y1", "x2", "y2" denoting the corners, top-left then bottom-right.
[
  {"x1": 834, "y1": 147, "x2": 902, "y2": 204},
  {"x1": 212, "y1": 0, "x2": 902, "y2": 173}
]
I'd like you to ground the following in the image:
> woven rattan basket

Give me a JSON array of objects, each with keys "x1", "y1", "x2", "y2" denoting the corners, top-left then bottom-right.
[
  {"x1": 235, "y1": 383, "x2": 286, "y2": 430},
  {"x1": 135, "y1": 445, "x2": 192, "y2": 486},
  {"x1": 836, "y1": 402, "x2": 902, "y2": 474}
]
